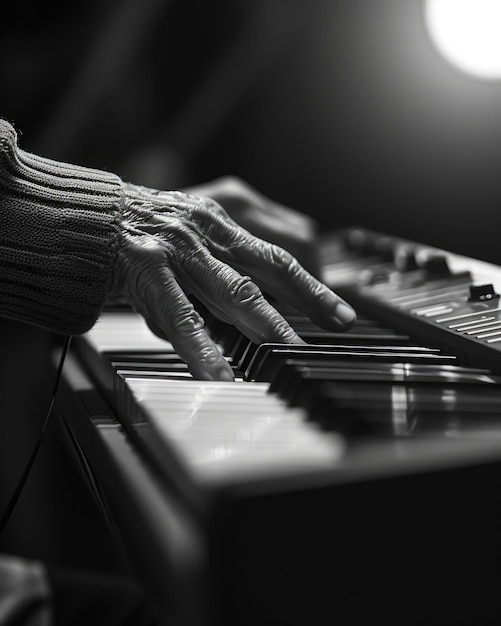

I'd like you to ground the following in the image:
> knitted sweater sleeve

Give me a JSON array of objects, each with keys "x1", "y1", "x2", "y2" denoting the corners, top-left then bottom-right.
[{"x1": 0, "y1": 119, "x2": 123, "y2": 334}]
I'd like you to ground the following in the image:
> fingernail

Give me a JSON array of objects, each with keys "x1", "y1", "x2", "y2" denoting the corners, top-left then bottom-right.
[{"x1": 335, "y1": 302, "x2": 356, "y2": 326}]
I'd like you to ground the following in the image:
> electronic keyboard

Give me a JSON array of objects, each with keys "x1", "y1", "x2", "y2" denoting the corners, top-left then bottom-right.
[{"x1": 57, "y1": 227, "x2": 501, "y2": 626}]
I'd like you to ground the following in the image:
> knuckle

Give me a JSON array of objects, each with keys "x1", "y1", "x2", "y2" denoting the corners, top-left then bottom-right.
[
  {"x1": 203, "y1": 197, "x2": 225, "y2": 214},
  {"x1": 219, "y1": 175, "x2": 248, "y2": 197},
  {"x1": 122, "y1": 233, "x2": 169, "y2": 268},
  {"x1": 271, "y1": 318, "x2": 299, "y2": 343},
  {"x1": 191, "y1": 199, "x2": 231, "y2": 227},
  {"x1": 267, "y1": 243, "x2": 295, "y2": 269},
  {"x1": 197, "y1": 345, "x2": 226, "y2": 367},
  {"x1": 169, "y1": 306, "x2": 205, "y2": 336},
  {"x1": 163, "y1": 221, "x2": 206, "y2": 256},
  {"x1": 117, "y1": 234, "x2": 168, "y2": 294},
  {"x1": 228, "y1": 275, "x2": 262, "y2": 307},
  {"x1": 309, "y1": 283, "x2": 331, "y2": 305},
  {"x1": 137, "y1": 235, "x2": 167, "y2": 257},
  {"x1": 164, "y1": 219, "x2": 192, "y2": 239}
]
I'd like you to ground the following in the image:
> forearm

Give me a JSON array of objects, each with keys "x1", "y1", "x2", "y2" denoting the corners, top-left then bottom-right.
[{"x1": 0, "y1": 119, "x2": 123, "y2": 334}]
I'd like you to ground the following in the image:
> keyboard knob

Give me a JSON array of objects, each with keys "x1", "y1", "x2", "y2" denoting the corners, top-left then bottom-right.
[
  {"x1": 394, "y1": 245, "x2": 420, "y2": 271},
  {"x1": 468, "y1": 284, "x2": 499, "y2": 301},
  {"x1": 423, "y1": 254, "x2": 451, "y2": 276}
]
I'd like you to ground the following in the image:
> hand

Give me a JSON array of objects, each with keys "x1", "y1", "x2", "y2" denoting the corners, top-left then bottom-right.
[
  {"x1": 111, "y1": 184, "x2": 356, "y2": 381},
  {"x1": 184, "y1": 176, "x2": 321, "y2": 277}
]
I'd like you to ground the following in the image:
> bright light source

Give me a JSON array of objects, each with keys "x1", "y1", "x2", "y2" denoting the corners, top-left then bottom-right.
[{"x1": 424, "y1": 0, "x2": 501, "y2": 80}]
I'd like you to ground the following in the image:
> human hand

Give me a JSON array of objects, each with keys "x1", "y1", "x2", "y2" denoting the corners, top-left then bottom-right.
[
  {"x1": 111, "y1": 183, "x2": 356, "y2": 381},
  {"x1": 184, "y1": 176, "x2": 321, "y2": 277}
]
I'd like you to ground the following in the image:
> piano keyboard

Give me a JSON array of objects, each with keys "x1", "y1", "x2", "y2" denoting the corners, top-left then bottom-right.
[
  {"x1": 57, "y1": 227, "x2": 501, "y2": 626},
  {"x1": 323, "y1": 228, "x2": 501, "y2": 368}
]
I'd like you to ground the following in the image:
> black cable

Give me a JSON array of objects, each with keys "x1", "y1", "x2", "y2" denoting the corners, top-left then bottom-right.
[{"x1": 0, "y1": 335, "x2": 72, "y2": 536}]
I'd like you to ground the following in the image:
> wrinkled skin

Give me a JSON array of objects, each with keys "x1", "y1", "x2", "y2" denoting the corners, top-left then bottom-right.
[
  {"x1": 111, "y1": 183, "x2": 356, "y2": 381},
  {"x1": 184, "y1": 176, "x2": 321, "y2": 277}
]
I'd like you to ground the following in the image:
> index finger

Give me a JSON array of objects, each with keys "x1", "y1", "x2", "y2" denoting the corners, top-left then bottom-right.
[{"x1": 221, "y1": 237, "x2": 356, "y2": 331}]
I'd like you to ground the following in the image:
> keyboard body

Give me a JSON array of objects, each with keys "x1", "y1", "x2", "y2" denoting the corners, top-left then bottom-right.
[{"x1": 57, "y1": 228, "x2": 501, "y2": 626}]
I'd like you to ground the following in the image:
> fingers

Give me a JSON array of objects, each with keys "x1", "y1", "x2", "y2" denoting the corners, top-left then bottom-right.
[
  {"x1": 129, "y1": 251, "x2": 235, "y2": 382},
  {"x1": 189, "y1": 214, "x2": 356, "y2": 330},
  {"x1": 180, "y1": 249, "x2": 304, "y2": 346},
  {"x1": 237, "y1": 242, "x2": 356, "y2": 330},
  {"x1": 183, "y1": 176, "x2": 321, "y2": 276}
]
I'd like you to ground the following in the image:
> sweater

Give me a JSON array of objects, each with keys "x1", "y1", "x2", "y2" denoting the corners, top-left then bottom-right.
[{"x1": 0, "y1": 119, "x2": 123, "y2": 334}]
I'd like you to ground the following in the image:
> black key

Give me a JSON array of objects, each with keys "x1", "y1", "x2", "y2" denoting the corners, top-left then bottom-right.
[
  {"x1": 269, "y1": 360, "x2": 500, "y2": 400},
  {"x1": 270, "y1": 361, "x2": 500, "y2": 421},
  {"x1": 310, "y1": 379, "x2": 501, "y2": 437},
  {"x1": 244, "y1": 344, "x2": 456, "y2": 382}
]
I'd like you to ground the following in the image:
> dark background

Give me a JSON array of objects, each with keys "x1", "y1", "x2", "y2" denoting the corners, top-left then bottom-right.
[{"x1": 2, "y1": 0, "x2": 501, "y2": 263}]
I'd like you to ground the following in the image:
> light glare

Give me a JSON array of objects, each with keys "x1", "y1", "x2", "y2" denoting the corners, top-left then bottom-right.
[{"x1": 424, "y1": 0, "x2": 501, "y2": 80}]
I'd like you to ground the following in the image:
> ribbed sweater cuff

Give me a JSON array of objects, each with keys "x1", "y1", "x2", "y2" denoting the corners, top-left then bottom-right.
[{"x1": 0, "y1": 119, "x2": 123, "y2": 334}]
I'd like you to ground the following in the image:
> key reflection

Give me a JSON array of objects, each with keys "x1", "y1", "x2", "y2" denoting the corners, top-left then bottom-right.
[
  {"x1": 124, "y1": 378, "x2": 346, "y2": 479},
  {"x1": 317, "y1": 372, "x2": 501, "y2": 438}
]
